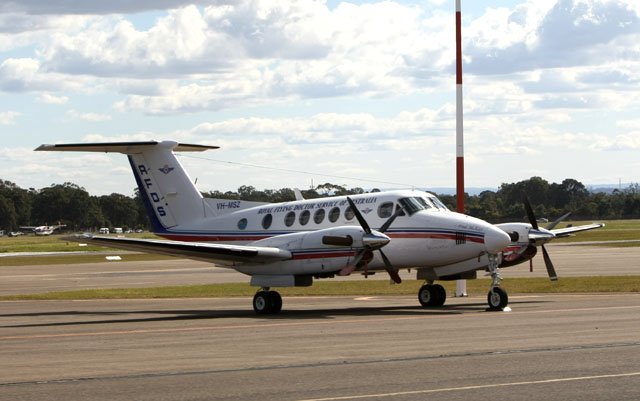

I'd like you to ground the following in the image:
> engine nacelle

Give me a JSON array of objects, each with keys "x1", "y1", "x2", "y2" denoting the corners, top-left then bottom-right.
[{"x1": 251, "y1": 226, "x2": 368, "y2": 251}]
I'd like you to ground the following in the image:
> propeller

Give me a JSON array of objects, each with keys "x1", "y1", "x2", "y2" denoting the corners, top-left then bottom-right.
[
  {"x1": 343, "y1": 197, "x2": 404, "y2": 284},
  {"x1": 523, "y1": 195, "x2": 558, "y2": 281}
]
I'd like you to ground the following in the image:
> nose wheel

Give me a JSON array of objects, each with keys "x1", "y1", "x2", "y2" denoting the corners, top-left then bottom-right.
[
  {"x1": 488, "y1": 287, "x2": 508, "y2": 310},
  {"x1": 253, "y1": 289, "x2": 283, "y2": 314},
  {"x1": 486, "y1": 253, "x2": 509, "y2": 311}
]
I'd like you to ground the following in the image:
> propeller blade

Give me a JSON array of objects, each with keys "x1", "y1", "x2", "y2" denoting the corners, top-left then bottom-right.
[
  {"x1": 545, "y1": 211, "x2": 572, "y2": 230},
  {"x1": 379, "y1": 249, "x2": 402, "y2": 284},
  {"x1": 379, "y1": 205, "x2": 405, "y2": 233},
  {"x1": 541, "y1": 245, "x2": 558, "y2": 281},
  {"x1": 338, "y1": 249, "x2": 365, "y2": 276},
  {"x1": 523, "y1": 195, "x2": 539, "y2": 230},
  {"x1": 322, "y1": 235, "x2": 354, "y2": 246},
  {"x1": 347, "y1": 197, "x2": 371, "y2": 234}
]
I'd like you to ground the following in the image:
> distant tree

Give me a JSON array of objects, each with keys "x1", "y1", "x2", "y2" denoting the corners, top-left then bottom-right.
[
  {"x1": 0, "y1": 194, "x2": 17, "y2": 230},
  {"x1": 98, "y1": 193, "x2": 139, "y2": 229},
  {"x1": 31, "y1": 182, "x2": 101, "y2": 230},
  {"x1": 0, "y1": 180, "x2": 31, "y2": 226}
]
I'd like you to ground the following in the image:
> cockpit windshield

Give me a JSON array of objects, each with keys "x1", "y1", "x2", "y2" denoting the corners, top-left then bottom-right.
[
  {"x1": 428, "y1": 196, "x2": 449, "y2": 211},
  {"x1": 398, "y1": 197, "x2": 428, "y2": 215},
  {"x1": 397, "y1": 195, "x2": 450, "y2": 216}
]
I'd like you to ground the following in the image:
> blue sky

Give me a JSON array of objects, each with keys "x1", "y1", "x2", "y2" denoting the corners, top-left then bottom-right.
[{"x1": 1, "y1": 0, "x2": 639, "y2": 195}]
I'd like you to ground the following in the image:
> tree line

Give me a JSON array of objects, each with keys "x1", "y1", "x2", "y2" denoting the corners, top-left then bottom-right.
[{"x1": 1, "y1": 177, "x2": 639, "y2": 232}]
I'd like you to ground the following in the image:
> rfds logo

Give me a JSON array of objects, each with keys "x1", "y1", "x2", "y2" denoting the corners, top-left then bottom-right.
[{"x1": 158, "y1": 165, "x2": 174, "y2": 174}]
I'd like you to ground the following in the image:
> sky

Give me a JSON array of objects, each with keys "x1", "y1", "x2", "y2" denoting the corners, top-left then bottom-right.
[{"x1": 0, "y1": 0, "x2": 639, "y2": 196}]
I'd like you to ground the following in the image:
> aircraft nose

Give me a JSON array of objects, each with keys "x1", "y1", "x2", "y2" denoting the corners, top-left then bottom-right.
[{"x1": 484, "y1": 226, "x2": 511, "y2": 254}]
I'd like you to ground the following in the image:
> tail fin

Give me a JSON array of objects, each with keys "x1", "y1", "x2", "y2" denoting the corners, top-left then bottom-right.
[{"x1": 35, "y1": 140, "x2": 218, "y2": 231}]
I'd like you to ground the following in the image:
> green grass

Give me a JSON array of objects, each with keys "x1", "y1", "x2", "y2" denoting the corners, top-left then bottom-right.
[
  {"x1": 2, "y1": 276, "x2": 638, "y2": 301},
  {"x1": 0, "y1": 232, "x2": 160, "y2": 254}
]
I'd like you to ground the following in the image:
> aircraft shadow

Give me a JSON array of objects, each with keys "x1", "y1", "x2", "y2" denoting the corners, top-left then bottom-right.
[{"x1": 0, "y1": 299, "x2": 548, "y2": 328}]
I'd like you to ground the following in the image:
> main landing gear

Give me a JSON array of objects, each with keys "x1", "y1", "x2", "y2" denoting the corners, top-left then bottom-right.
[
  {"x1": 253, "y1": 288, "x2": 283, "y2": 315},
  {"x1": 418, "y1": 283, "x2": 446, "y2": 307}
]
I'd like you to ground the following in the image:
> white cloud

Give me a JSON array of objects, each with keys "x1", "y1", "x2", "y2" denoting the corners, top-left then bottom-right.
[
  {"x1": 36, "y1": 92, "x2": 68, "y2": 104},
  {"x1": 0, "y1": 111, "x2": 20, "y2": 124},
  {"x1": 0, "y1": 0, "x2": 207, "y2": 15},
  {"x1": 65, "y1": 109, "x2": 112, "y2": 121}
]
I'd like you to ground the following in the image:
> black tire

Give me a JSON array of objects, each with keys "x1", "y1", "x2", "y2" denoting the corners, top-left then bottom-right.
[
  {"x1": 253, "y1": 291, "x2": 271, "y2": 314},
  {"x1": 418, "y1": 285, "x2": 435, "y2": 307},
  {"x1": 270, "y1": 291, "x2": 282, "y2": 314},
  {"x1": 432, "y1": 284, "x2": 447, "y2": 307},
  {"x1": 487, "y1": 287, "x2": 509, "y2": 310}
]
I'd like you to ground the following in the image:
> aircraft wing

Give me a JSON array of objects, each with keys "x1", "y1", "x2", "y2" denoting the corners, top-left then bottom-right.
[
  {"x1": 551, "y1": 223, "x2": 605, "y2": 238},
  {"x1": 68, "y1": 235, "x2": 292, "y2": 266}
]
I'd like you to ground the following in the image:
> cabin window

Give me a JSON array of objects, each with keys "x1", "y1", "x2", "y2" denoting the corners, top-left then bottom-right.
[
  {"x1": 237, "y1": 218, "x2": 248, "y2": 230},
  {"x1": 328, "y1": 207, "x2": 340, "y2": 223},
  {"x1": 344, "y1": 206, "x2": 354, "y2": 221},
  {"x1": 299, "y1": 210, "x2": 310, "y2": 225},
  {"x1": 284, "y1": 211, "x2": 296, "y2": 227},
  {"x1": 314, "y1": 208, "x2": 325, "y2": 224},
  {"x1": 262, "y1": 214, "x2": 273, "y2": 229},
  {"x1": 377, "y1": 202, "x2": 394, "y2": 218}
]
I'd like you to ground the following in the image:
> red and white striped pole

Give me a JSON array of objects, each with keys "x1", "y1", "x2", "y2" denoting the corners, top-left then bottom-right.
[
  {"x1": 455, "y1": 0, "x2": 464, "y2": 214},
  {"x1": 455, "y1": 0, "x2": 467, "y2": 297}
]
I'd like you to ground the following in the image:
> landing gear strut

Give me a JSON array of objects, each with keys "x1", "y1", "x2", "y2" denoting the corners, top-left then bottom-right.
[
  {"x1": 253, "y1": 288, "x2": 283, "y2": 315},
  {"x1": 418, "y1": 283, "x2": 447, "y2": 307},
  {"x1": 486, "y1": 253, "x2": 509, "y2": 311}
]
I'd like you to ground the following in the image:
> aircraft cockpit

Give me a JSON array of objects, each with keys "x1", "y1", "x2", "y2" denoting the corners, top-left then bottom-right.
[{"x1": 396, "y1": 195, "x2": 449, "y2": 216}]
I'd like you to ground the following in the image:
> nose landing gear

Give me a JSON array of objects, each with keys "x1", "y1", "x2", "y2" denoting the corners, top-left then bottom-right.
[{"x1": 486, "y1": 253, "x2": 510, "y2": 311}]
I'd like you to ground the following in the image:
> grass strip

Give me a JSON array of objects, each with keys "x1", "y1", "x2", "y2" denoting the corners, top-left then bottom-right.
[{"x1": 2, "y1": 276, "x2": 639, "y2": 301}]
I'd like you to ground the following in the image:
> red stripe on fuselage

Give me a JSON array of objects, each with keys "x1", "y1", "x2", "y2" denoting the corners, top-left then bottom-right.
[{"x1": 159, "y1": 232, "x2": 484, "y2": 244}]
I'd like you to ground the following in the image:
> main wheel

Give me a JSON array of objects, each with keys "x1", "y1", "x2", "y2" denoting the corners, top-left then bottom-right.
[
  {"x1": 253, "y1": 291, "x2": 283, "y2": 314},
  {"x1": 419, "y1": 284, "x2": 447, "y2": 307},
  {"x1": 269, "y1": 291, "x2": 282, "y2": 314},
  {"x1": 432, "y1": 284, "x2": 447, "y2": 307},
  {"x1": 487, "y1": 287, "x2": 508, "y2": 310},
  {"x1": 253, "y1": 291, "x2": 272, "y2": 314}
]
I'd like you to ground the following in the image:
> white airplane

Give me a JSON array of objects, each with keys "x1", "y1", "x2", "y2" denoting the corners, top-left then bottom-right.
[
  {"x1": 37, "y1": 140, "x2": 518, "y2": 313},
  {"x1": 19, "y1": 224, "x2": 66, "y2": 236}
]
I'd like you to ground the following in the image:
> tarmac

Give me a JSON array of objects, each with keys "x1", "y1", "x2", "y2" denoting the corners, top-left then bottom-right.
[
  {"x1": 1, "y1": 244, "x2": 639, "y2": 400},
  {"x1": 2, "y1": 244, "x2": 639, "y2": 296}
]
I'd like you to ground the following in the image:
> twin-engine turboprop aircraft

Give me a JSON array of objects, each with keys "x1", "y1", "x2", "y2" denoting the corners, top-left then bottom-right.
[{"x1": 39, "y1": 140, "x2": 517, "y2": 313}]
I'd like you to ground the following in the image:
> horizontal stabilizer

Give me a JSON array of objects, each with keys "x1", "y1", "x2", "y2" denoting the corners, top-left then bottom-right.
[{"x1": 35, "y1": 140, "x2": 218, "y2": 154}]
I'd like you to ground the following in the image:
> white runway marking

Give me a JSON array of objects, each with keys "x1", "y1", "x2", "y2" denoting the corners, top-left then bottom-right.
[{"x1": 297, "y1": 371, "x2": 640, "y2": 401}]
